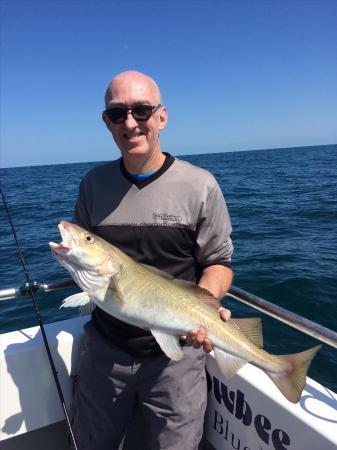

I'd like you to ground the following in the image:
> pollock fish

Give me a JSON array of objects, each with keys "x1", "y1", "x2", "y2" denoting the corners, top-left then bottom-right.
[{"x1": 49, "y1": 221, "x2": 321, "y2": 403}]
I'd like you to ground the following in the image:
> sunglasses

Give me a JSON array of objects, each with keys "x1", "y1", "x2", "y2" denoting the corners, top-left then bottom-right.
[{"x1": 104, "y1": 104, "x2": 162, "y2": 124}]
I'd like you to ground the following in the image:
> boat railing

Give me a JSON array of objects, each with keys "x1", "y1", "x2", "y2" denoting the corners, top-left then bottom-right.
[
  {"x1": 0, "y1": 279, "x2": 76, "y2": 302},
  {"x1": 1, "y1": 280, "x2": 337, "y2": 350},
  {"x1": 227, "y1": 286, "x2": 337, "y2": 350}
]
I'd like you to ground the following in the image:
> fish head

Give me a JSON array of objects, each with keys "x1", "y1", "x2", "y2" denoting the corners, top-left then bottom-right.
[{"x1": 49, "y1": 221, "x2": 118, "y2": 276}]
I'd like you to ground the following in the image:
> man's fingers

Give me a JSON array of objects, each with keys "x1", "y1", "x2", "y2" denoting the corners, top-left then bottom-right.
[
  {"x1": 218, "y1": 306, "x2": 231, "y2": 321},
  {"x1": 202, "y1": 338, "x2": 213, "y2": 353},
  {"x1": 196, "y1": 328, "x2": 207, "y2": 345},
  {"x1": 186, "y1": 328, "x2": 207, "y2": 348},
  {"x1": 185, "y1": 329, "x2": 196, "y2": 346},
  {"x1": 183, "y1": 308, "x2": 231, "y2": 353}
]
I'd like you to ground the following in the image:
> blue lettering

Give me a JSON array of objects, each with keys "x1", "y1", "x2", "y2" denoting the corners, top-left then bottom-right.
[
  {"x1": 254, "y1": 414, "x2": 271, "y2": 444},
  {"x1": 272, "y1": 429, "x2": 291, "y2": 450},
  {"x1": 208, "y1": 375, "x2": 290, "y2": 449},
  {"x1": 235, "y1": 389, "x2": 252, "y2": 426},
  {"x1": 213, "y1": 409, "x2": 224, "y2": 434},
  {"x1": 231, "y1": 433, "x2": 241, "y2": 449}
]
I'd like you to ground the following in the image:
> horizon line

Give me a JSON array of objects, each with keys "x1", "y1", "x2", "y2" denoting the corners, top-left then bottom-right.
[{"x1": 1, "y1": 143, "x2": 336, "y2": 170}]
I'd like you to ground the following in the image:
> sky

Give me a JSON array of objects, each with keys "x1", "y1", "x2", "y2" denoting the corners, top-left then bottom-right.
[{"x1": 1, "y1": 0, "x2": 337, "y2": 168}]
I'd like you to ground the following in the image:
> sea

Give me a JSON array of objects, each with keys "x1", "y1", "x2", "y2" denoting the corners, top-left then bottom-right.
[{"x1": 1, "y1": 144, "x2": 336, "y2": 393}]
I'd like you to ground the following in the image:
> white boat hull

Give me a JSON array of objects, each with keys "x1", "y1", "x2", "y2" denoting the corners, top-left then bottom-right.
[
  {"x1": 1, "y1": 317, "x2": 337, "y2": 449},
  {"x1": 205, "y1": 357, "x2": 337, "y2": 450}
]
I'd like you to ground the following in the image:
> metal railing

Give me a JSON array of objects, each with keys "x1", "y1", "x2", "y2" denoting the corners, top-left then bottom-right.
[
  {"x1": 227, "y1": 286, "x2": 337, "y2": 350},
  {"x1": 1, "y1": 280, "x2": 337, "y2": 350},
  {"x1": 0, "y1": 279, "x2": 76, "y2": 301}
]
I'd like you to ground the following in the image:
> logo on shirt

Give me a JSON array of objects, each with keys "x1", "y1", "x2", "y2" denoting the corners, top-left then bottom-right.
[{"x1": 152, "y1": 213, "x2": 182, "y2": 223}]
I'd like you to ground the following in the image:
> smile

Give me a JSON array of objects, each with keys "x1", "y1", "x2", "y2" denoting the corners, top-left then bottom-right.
[{"x1": 124, "y1": 132, "x2": 144, "y2": 139}]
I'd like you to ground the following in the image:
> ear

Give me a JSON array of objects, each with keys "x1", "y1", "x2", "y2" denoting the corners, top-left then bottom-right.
[
  {"x1": 102, "y1": 111, "x2": 109, "y2": 125},
  {"x1": 158, "y1": 106, "x2": 168, "y2": 132},
  {"x1": 102, "y1": 111, "x2": 113, "y2": 132}
]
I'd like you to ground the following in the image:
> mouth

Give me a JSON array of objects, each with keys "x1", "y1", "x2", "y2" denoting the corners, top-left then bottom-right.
[
  {"x1": 49, "y1": 222, "x2": 74, "y2": 255},
  {"x1": 123, "y1": 132, "x2": 144, "y2": 141}
]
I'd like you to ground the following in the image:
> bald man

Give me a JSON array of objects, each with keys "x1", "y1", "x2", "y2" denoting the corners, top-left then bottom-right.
[{"x1": 71, "y1": 71, "x2": 233, "y2": 450}]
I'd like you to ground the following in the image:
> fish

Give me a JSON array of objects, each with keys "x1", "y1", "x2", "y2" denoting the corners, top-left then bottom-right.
[{"x1": 49, "y1": 221, "x2": 321, "y2": 403}]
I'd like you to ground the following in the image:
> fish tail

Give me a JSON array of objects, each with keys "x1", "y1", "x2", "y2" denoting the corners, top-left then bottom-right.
[{"x1": 267, "y1": 344, "x2": 321, "y2": 403}]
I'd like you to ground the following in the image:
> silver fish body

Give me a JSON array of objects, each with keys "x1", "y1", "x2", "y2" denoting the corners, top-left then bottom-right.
[{"x1": 50, "y1": 221, "x2": 321, "y2": 403}]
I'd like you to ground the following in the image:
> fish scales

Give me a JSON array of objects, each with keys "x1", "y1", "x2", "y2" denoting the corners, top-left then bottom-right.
[
  {"x1": 50, "y1": 221, "x2": 321, "y2": 403},
  {"x1": 117, "y1": 259, "x2": 286, "y2": 373}
]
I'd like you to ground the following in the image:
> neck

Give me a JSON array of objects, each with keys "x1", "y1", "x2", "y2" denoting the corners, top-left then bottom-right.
[{"x1": 123, "y1": 146, "x2": 166, "y2": 174}]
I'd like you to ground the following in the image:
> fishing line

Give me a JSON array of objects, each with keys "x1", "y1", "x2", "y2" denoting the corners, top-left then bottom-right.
[{"x1": 0, "y1": 187, "x2": 78, "y2": 450}]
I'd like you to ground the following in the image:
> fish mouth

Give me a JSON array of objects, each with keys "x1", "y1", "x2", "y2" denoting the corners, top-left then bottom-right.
[{"x1": 49, "y1": 222, "x2": 75, "y2": 255}]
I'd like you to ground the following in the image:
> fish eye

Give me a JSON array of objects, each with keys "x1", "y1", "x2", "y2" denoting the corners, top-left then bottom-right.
[{"x1": 85, "y1": 235, "x2": 95, "y2": 243}]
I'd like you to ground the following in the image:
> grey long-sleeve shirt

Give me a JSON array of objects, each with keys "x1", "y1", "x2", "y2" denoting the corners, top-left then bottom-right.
[{"x1": 74, "y1": 153, "x2": 233, "y2": 357}]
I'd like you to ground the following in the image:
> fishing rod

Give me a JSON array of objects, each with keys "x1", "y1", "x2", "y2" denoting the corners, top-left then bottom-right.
[{"x1": 0, "y1": 188, "x2": 78, "y2": 450}]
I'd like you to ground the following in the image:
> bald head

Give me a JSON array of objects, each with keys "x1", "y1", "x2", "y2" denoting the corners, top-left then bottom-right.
[{"x1": 104, "y1": 71, "x2": 162, "y2": 108}]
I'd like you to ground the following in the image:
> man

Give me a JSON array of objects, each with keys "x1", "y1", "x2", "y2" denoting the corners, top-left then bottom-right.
[{"x1": 71, "y1": 71, "x2": 233, "y2": 450}]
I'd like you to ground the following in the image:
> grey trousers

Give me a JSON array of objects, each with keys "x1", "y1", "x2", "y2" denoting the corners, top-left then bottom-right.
[{"x1": 69, "y1": 322, "x2": 207, "y2": 450}]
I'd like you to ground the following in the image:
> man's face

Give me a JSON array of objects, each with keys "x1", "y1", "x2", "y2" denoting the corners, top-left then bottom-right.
[{"x1": 102, "y1": 75, "x2": 167, "y2": 161}]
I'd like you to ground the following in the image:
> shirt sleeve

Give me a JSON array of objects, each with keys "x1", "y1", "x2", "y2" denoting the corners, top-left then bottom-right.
[
  {"x1": 195, "y1": 181, "x2": 233, "y2": 268},
  {"x1": 73, "y1": 180, "x2": 91, "y2": 230}
]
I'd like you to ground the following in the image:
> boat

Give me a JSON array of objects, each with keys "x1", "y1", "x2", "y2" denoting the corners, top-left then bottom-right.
[{"x1": 1, "y1": 281, "x2": 337, "y2": 450}]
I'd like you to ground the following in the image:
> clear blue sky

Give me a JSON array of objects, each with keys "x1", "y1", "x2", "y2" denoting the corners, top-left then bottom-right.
[{"x1": 1, "y1": 0, "x2": 337, "y2": 168}]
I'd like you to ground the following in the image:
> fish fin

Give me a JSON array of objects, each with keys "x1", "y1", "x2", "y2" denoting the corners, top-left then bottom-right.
[
  {"x1": 213, "y1": 348, "x2": 247, "y2": 378},
  {"x1": 108, "y1": 274, "x2": 127, "y2": 304},
  {"x1": 267, "y1": 345, "x2": 322, "y2": 403},
  {"x1": 60, "y1": 292, "x2": 92, "y2": 309},
  {"x1": 151, "y1": 330, "x2": 184, "y2": 361},
  {"x1": 172, "y1": 278, "x2": 196, "y2": 288},
  {"x1": 230, "y1": 318, "x2": 263, "y2": 348},
  {"x1": 80, "y1": 301, "x2": 96, "y2": 315},
  {"x1": 140, "y1": 264, "x2": 174, "y2": 279},
  {"x1": 112, "y1": 284, "x2": 126, "y2": 304}
]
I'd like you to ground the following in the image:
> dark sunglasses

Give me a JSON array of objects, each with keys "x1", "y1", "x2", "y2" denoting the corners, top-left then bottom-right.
[{"x1": 104, "y1": 104, "x2": 162, "y2": 124}]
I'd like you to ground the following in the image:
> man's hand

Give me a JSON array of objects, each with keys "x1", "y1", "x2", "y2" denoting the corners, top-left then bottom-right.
[
  {"x1": 181, "y1": 307, "x2": 231, "y2": 353},
  {"x1": 182, "y1": 264, "x2": 233, "y2": 352}
]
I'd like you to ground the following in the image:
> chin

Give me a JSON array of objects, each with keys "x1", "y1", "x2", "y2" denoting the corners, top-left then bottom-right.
[{"x1": 122, "y1": 146, "x2": 149, "y2": 157}]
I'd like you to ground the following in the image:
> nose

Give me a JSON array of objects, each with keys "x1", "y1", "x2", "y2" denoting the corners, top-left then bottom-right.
[{"x1": 124, "y1": 110, "x2": 138, "y2": 128}]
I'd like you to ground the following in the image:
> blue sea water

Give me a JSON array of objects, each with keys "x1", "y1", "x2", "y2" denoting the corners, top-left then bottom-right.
[{"x1": 1, "y1": 144, "x2": 336, "y2": 392}]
